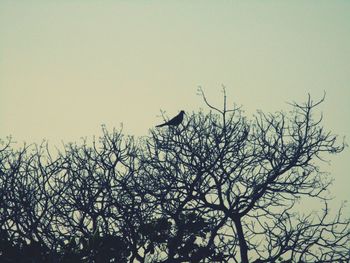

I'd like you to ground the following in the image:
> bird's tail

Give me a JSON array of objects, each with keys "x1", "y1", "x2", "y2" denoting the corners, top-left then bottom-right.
[{"x1": 155, "y1": 123, "x2": 166, "y2": 128}]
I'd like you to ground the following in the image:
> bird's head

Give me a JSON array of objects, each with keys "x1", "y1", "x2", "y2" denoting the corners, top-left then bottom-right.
[{"x1": 180, "y1": 110, "x2": 185, "y2": 115}]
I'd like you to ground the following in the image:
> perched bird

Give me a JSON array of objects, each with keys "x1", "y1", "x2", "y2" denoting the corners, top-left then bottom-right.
[{"x1": 156, "y1": 111, "x2": 185, "y2": 128}]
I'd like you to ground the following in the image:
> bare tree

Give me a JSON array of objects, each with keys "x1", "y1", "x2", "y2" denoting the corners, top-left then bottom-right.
[
  {"x1": 138, "y1": 89, "x2": 349, "y2": 262},
  {"x1": 0, "y1": 91, "x2": 348, "y2": 263}
]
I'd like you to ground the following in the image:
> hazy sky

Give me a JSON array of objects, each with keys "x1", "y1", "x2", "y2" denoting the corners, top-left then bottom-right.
[{"x1": 1, "y1": 1, "x2": 349, "y2": 205}]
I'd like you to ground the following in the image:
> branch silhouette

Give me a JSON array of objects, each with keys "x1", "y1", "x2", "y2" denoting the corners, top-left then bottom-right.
[{"x1": 0, "y1": 92, "x2": 348, "y2": 263}]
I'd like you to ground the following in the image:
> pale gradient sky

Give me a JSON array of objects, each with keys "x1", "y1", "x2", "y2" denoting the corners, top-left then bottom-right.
[{"x1": 0, "y1": 1, "x2": 349, "y2": 206}]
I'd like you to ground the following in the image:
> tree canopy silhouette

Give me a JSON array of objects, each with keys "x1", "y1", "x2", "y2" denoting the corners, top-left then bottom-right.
[{"x1": 0, "y1": 90, "x2": 348, "y2": 263}]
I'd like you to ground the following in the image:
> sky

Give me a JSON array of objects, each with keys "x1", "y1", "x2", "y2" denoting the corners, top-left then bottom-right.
[{"x1": 0, "y1": 1, "x2": 349, "y2": 207}]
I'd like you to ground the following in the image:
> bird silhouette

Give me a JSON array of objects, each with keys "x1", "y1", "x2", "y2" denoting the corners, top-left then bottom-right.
[{"x1": 156, "y1": 111, "x2": 185, "y2": 127}]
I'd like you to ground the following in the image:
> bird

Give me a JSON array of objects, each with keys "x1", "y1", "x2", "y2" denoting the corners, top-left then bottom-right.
[{"x1": 156, "y1": 111, "x2": 185, "y2": 128}]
